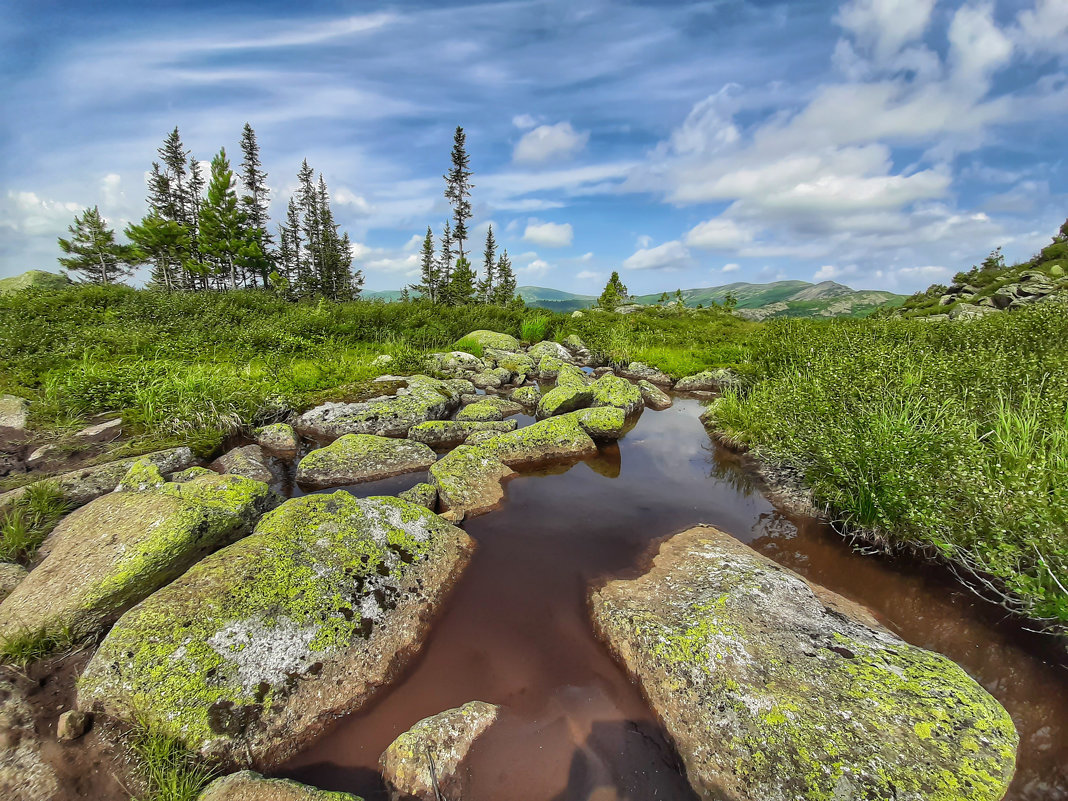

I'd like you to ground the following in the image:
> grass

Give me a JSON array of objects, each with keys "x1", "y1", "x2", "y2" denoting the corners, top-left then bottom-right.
[
  {"x1": 520, "y1": 314, "x2": 552, "y2": 343},
  {"x1": 0, "y1": 480, "x2": 70, "y2": 562},
  {"x1": 128, "y1": 725, "x2": 218, "y2": 801},
  {"x1": 0, "y1": 619, "x2": 83, "y2": 668},
  {"x1": 706, "y1": 304, "x2": 1068, "y2": 627},
  {"x1": 451, "y1": 336, "x2": 485, "y2": 357}
]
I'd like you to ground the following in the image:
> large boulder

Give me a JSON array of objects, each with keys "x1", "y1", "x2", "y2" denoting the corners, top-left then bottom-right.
[
  {"x1": 527, "y1": 340, "x2": 572, "y2": 364},
  {"x1": 0, "y1": 395, "x2": 29, "y2": 450},
  {"x1": 535, "y1": 354, "x2": 568, "y2": 381},
  {"x1": 199, "y1": 770, "x2": 362, "y2": 800},
  {"x1": 638, "y1": 379, "x2": 672, "y2": 410},
  {"x1": 535, "y1": 384, "x2": 594, "y2": 418},
  {"x1": 380, "y1": 701, "x2": 499, "y2": 801},
  {"x1": 458, "y1": 330, "x2": 521, "y2": 352},
  {"x1": 294, "y1": 376, "x2": 469, "y2": 439},
  {"x1": 253, "y1": 423, "x2": 299, "y2": 460},
  {"x1": 78, "y1": 494, "x2": 474, "y2": 767},
  {"x1": 617, "y1": 361, "x2": 673, "y2": 386},
  {"x1": 673, "y1": 368, "x2": 740, "y2": 392},
  {"x1": 455, "y1": 396, "x2": 524, "y2": 422},
  {"x1": 589, "y1": 374, "x2": 643, "y2": 416},
  {"x1": 0, "y1": 468, "x2": 276, "y2": 643},
  {"x1": 212, "y1": 445, "x2": 275, "y2": 484},
  {"x1": 429, "y1": 445, "x2": 516, "y2": 516},
  {"x1": 591, "y1": 525, "x2": 1018, "y2": 801},
  {"x1": 424, "y1": 351, "x2": 485, "y2": 379},
  {"x1": 408, "y1": 420, "x2": 516, "y2": 449},
  {"x1": 295, "y1": 434, "x2": 436, "y2": 488},
  {"x1": 568, "y1": 407, "x2": 627, "y2": 441}
]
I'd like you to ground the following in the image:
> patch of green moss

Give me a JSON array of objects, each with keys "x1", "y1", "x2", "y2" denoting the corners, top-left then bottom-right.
[
  {"x1": 456, "y1": 330, "x2": 521, "y2": 352},
  {"x1": 589, "y1": 374, "x2": 642, "y2": 414},
  {"x1": 536, "y1": 384, "x2": 594, "y2": 418},
  {"x1": 567, "y1": 407, "x2": 626, "y2": 440}
]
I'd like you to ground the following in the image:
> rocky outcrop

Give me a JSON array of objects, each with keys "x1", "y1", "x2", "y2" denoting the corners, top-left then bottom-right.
[
  {"x1": 0, "y1": 467, "x2": 276, "y2": 643},
  {"x1": 408, "y1": 420, "x2": 516, "y2": 449},
  {"x1": 78, "y1": 494, "x2": 474, "y2": 767},
  {"x1": 482, "y1": 349, "x2": 535, "y2": 383},
  {"x1": 674, "y1": 368, "x2": 740, "y2": 393},
  {"x1": 459, "y1": 330, "x2": 521, "y2": 352},
  {"x1": 253, "y1": 423, "x2": 299, "y2": 460},
  {"x1": 617, "y1": 362, "x2": 673, "y2": 386},
  {"x1": 294, "y1": 376, "x2": 469, "y2": 439},
  {"x1": 591, "y1": 525, "x2": 1018, "y2": 801},
  {"x1": 295, "y1": 435, "x2": 436, "y2": 488},
  {"x1": 379, "y1": 701, "x2": 499, "y2": 801},
  {"x1": 455, "y1": 396, "x2": 524, "y2": 422},
  {"x1": 212, "y1": 445, "x2": 275, "y2": 484},
  {"x1": 638, "y1": 380, "x2": 672, "y2": 410},
  {"x1": 589, "y1": 374, "x2": 643, "y2": 416},
  {"x1": 198, "y1": 770, "x2": 362, "y2": 800},
  {"x1": 932, "y1": 269, "x2": 1067, "y2": 316}
]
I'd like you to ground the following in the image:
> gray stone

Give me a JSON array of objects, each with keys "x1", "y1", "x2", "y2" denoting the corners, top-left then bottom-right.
[
  {"x1": 212, "y1": 445, "x2": 275, "y2": 484},
  {"x1": 253, "y1": 423, "x2": 299, "y2": 460},
  {"x1": 0, "y1": 563, "x2": 27, "y2": 603},
  {"x1": 397, "y1": 482, "x2": 437, "y2": 511},
  {"x1": 296, "y1": 435, "x2": 436, "y2": 488},
  {"x1": 638, "y1": 380, "x2": 672, "y2": 410},
  {"x1": 56, "y1": 709, "x2": 91, "y2": 741},
  {"x1": 0, "y1": 395, "x2": 29, "y2": 451},
  {"x1": 74, "y1": 418, "x2": 122, "y2": 443},
  {"x1": 198, "y1": 770, "x2": 362, "y2": 800},
  {"x1": 408, "y1": 420, "x2": 516, "y2": 449},
  {"x1": 617, "y1": 361, "x2": 673, "y2": 386}
]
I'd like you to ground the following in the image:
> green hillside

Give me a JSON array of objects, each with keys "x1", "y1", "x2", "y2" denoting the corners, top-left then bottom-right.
[
  {"x1": 634, "y1": 280, "x2": 903, "y2": 319},
  {"x1": 517, "y1": 285, "x2": 596, "y2": 312},
  {"x1": 0, "y1": 270, "x2": 72, "y2": 295}
]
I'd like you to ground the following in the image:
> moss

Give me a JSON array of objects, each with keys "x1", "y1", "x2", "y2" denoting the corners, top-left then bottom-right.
[
  {"x1": 536, "y1": 384, "x2": 594, "y2": 418},
  {"x1": 78, "y1": 493, "x2": 458, "y2": 751},
  {"x1": 536, "y1": 355, "x2": 567, "y2": 379},
  {"x1": 429, "y1": 444, "x2": 512, "y2": 512},
  {"x1": 477, "y1": 414, "x2": 596, "y2": 468},
  {"x1": 555, "y1": 363, "x2": 589, "y2": 389},
  {"x1": 509, "y1": 385, "x2": 541, "y2": 406},
  {"x1": 116, "y1": 459, "x2": 167, "y2": 492},
  {"x1": 172, "y1": 466, "x2": 215, "y2": 483},
  {"x1": 456, "y1": 330, "x2": 521, "y2": 352},
  {"x1": 567, "y1": 407, "x2": 626, "y2": 440},
  {"x1": 295, "y1": 434, "x2": 435, "y2": 487},
  {"x1": 409, "y1": 419, "x2": 515, "y2": 448},
  {"x1": 589, "y1": 374, "x2": 642, "y2": 414}
]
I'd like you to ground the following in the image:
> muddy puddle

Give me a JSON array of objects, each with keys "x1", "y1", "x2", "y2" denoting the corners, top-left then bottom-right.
[{"x1": 274, "y1": 397, "x2": 1068, "y2": 801}]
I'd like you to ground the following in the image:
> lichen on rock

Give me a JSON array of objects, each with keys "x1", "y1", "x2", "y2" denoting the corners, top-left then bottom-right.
[
  {"x1": 408, "y1": 420, "x2": 516, "y2": 449},
  {"x1": 253, "y1": 423, "x2": 299, "y2": 459},
  {"x1": 212, "y1": 445, "x2": 275, "y2": 484},
  {"x1": 638, "y1": 379, "x2": 673, "y2": 410},
  {"x1": 429, "y1": 445, "x2": 516, "y2": 516},
  {"x1": 509, "y1": 385, "x2": 541, "y2": 407},
  {"x1": 198, "y1": 770, "x2": 362, "y2": 800},
  {"x1": 535, "y1": 384, "x2": 594, "y2": 419},
  {"x1": 457, "y1": 330, "x2": 521, "y2": 352},
  {"x1": 455, "y1": 396, "x2": 524, "y2": 423},
  {"x1": 295, "y1": 434, "x2": 436, "y2": 488},
  {"x1": 589, "y1": 374, "x2": 643, "y2": 416}
]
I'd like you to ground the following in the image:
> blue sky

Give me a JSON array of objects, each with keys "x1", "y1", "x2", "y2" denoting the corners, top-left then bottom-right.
[{"x1": 1, "y1": 0, "x2": 1065, "y2": 294}]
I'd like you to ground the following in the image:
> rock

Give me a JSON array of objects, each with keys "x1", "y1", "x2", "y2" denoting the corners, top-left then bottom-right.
[
  {"x1": 571, "y1": 310, "x2": 584, "y2": 318},
  {"x1": 617, "y1": 361, "x2": 673, "y2": 386},
  {"x1": 482, "y1": 349, "x2": 535, "y2": 382},
  {"x1": 56, "y1": 709, "x2": 90, "y2": 741},
  {"x1": 380, "y1": 701, "x2": 499, "y2": 801},
  {"x1": 430, "y1": 445, "x2": 516, "y2": 516},
  {"x1": 555, "y1": 363, "x2": 591, "y2": 388},
  {"x1": 527, "y1": 340, "x2": 572, "y2": 364},
  {"x1": 535, "y1": 354, "x2": 568, "y2": 381},
  {"x1": 397, "y1": 482, "x2": 437, "y2": 511},
  {"x1": 0, "y1": 470, "x2": 276, "y2": 643},
  {"x1": 562, "y1": 334, "x2": 588, "y2": 354},
  {"x1": 920, "y1": 313, "x2": 950, "y2": 322},
  {"x1": 25, "y1": 444, "x2": 56, "y2": 469},
  {"x1": 949, "y1": 303, "x2": 998, "y2": 320},
  {"x1": 295, "y1": 435, "x2": 436, "y2": 488},
  {"x1": 0, "y1": 563, "x2": 27, "y2": 603},
  {"x1": 469, "y1": 371, "x2": 503, "y2": 390},
  {"x1": 408, "y1": 420, "x2": 516, "y2": 449},
  {"x1": 475, "y1": 413, "x2": 597, "y2": 469},
  {"x1": 458, "y1": 330, "x2": 521, "y2": 352},
  {"x1": 638, "y1": 380, "x2": 672, "y2": 410},
  {"x1": 535, "y1": 384, "x2": 594, "y2": 418},
  {"x1": 425, "y1": 352, "x2": 485, "y2": 379},
  {"x1": 590, "y1": 525, "x2": 1019, "y2": 801},
  {"x1": 592, "y1": 366, "x2": 614, "y2": 377},
  {"x1": 0, "y1": 689, "x2": 59, "y2": 801},
  {"x1": 74, "y1": 418, "x2": 122, "y2": 443},
  {"x1": 78, "y1": 494, "x2": 473, "y2": 767},
  {"x1": 294, "y1": 376, "x2": 469, "y2": 439},
  {"x1": 674, "y1": 368, "x2": 740, "y2": 392},
  {"x1": 614, "y1": 304, "x2": 643, "y2": 315},
  {"x1": 568, "y1": 407, "x2": 627, "y2": 441},
  {"x1": 991, "y1": 285, "x2": 1020, "y2": 309},
  {"x1": 371, "y1": 354, "x2": 394, "y2": 369},
  {"x1": 456, "y1": 397, "x2": 524, "y2": 423},
  {"x1": 212, "y1": 445, "x2": 275, "y2": 484},
  {"x1": 0, "y1": 395, "x2": 29, "y2": 451},
  {"x1": 253, "y1": 423, "x2": 299, "y2": 460},
  {"x1": 509, "y1": 384, "x2": 541, "y2": 407},
  {"x1": 937, "y1": 293, "x2": 956, "y2": 306},
  {"x1": 173, "y1": 466, "x2": 217, "y2": 483},
  {"x1": 116, "y1": 459, "x2": 167, "y2": 492},
  {"x1": 198, "y1": 770, "x2": 362, "y2": 800},
  {"x1": 589, "y1": 374, "x2": 643, "y2": 416}
]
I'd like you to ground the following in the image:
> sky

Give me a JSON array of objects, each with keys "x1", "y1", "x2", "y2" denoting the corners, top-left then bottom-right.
[{"x1": 1, "y1": 0, "x2": 1066, "y2": 295}]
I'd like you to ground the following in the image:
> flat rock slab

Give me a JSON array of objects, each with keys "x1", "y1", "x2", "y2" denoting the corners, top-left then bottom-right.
[
  {"x1": 78, "y1": 494, "x2": 474, "y2": 768},
  {"x1": 294, "y1": 376, "x2": 469, "y2": 439},
  {"x1": 638, "y1": 379, "x2": 672, "y2": 410},
  {"x1": 408, "y1": 420, "x2": 516, "y2": 449},
  {"x1": 296, "y1": 434, "x2": 436, "y2": 488},
  {"x1": 455, "y1": 397, "x2": 524, "y2": 422},
  {"x1": 380, "y1": 701, "x2": 499, "y2": 801},
  {"x1": 74, "y1": 418, "x2": 123, "y2": 443},
  {"x1": 430, "y1": 445, "x2": 516, "y2": 516},
  {"x1": 536, "y1": 384, "x2": 594, "y2": 418},
  {"x1": 591, "y1": 525, "x2": 1018, "y2": 801},
  {"x1": 0, "y1": 469, "x2": 276, "y2": 643},
  {"x1": 199, "y1": 770, "x2": 362, "y2": 800},
  {"x1": 212, "y1": 445, "x2": 275, "y2": 484},
  {"x1": 0, "y1": 395, "x2": 29, "y2": 451},
  {"x1": 253, "y1": 423, "x2": 299, "y2": 460}
]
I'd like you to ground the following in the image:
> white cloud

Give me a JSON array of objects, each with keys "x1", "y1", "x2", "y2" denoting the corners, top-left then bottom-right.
[
  {"x1": 1, "y1": 191, "x2": 82, "y2": 236},
  {"x1": 636, "y1": 234, "x2": 653, "y2": 248},
  {"x1": 948, "y1": 4, "x2": 1014, "y2": 87},
  {"x1": 835, "y1": 0, "x2": 936, "y2": 63},
  {"x1": 1015, "y1": 0, "x2": 1068, "y2": 55},
  {"x1": 813, "y1": 264, "x2": 857, "y2": 281},
  {"x1": 623, "y1": 240, "x2": 692, "y2": 271},
  {"x1": 519, "y1": 258, "x2": 553, "y2": 277},
  {"x1": 576, "y1": 270, "x2": 601, "y2": 280},
  {"x1": 513, "y1": 122, "x2": 590, "y2": 164},
  {"x1": 721, "y1": 263, "x2": 740, "y2": 273},
  {"x1": 334, "y1": 187, "x2": 373, "y2": 215},
  {"x1": 523, "y1": 220, "x2": 574, "y2": 247},
  {"x1": 685, "y1": 218, "x2": 754, "y2": 250},
  {"x1": 401, "y1": 233, "x2": 423, "y2": 251},
  {"x1": 512, "y1": 113, "x2": 538, "y2": 130}
]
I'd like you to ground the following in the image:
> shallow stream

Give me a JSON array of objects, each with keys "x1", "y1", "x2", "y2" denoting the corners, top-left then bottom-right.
[{"x1": 276, "y1": 396, "x2": 1067, "y2": 800}]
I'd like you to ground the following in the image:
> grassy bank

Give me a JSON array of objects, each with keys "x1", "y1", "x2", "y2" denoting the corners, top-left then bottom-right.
[{"x1": 706, "y1": 305, "x2": 1068, "y2": 627}]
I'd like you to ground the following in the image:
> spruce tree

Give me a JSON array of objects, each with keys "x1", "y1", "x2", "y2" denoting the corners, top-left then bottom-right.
[
  {"x1": 197, "y1": 148, "x2": 250, "y2": 290},
  {"x1": 297, "y1": 160, "x2": 321, "y2": 294},
  {"x1": 58, "y1": 206, "x2": 135, "y2": 284},
  {"x1": 239, "y1": 123, "x2": 273, "y2": 286},
  {"x1": 443, "y1": 126, "x2": 473, "y2": 261},
  {"x1": 476, "y1": 225, "x2": 496, "y2": 302},
  {"x1": 598, "y1": 271, "x2": 629, "y2": 309},
  {"x1": 492, "y1": 249, "x2": 517, "y2": 305},
  {"x1": 284, "y1": 197, "x2": 306, "y2": 293},
  {"x1": 125, "y1": 212, "x2": 189, "y2": 291},
  {"x1": 448, "y1": 256, "x2": 477, "y2": 305},
  {"x1": 437, "y1": 220, "x2": 455, "y2": 305},
  {"x1": 410, "y1": 227, "x2": 438, "y2": 302}
]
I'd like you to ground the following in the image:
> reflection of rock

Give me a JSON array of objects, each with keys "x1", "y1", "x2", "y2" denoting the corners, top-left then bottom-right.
[
  {"x1": 79, "y1": 494, "x2": 474, "y2": 767},
  {"x1": 585, "y1": 444, "x2": 622, "y2": 479},
  {"x1": 198, "y1": 770, "x2": 362, "y2": 800},
  {"x1": 295, "y1": 434, "x2": 436, "y2": 488},
  {"x1": 591, "y1": 525, "x2": 1018, "y2": 801},
  {"x1": 379, "y1": 701, "x2": 499, "y2": 801}
]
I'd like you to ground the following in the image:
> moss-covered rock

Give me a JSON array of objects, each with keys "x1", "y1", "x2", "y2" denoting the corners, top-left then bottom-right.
[
  {"x1": 477, "y1": 414, "x2": 597, "y2": 468},
  {"x1": 555, "y1": 363, "x2": 590, "y2": 389},
  {"x1": 294, "y1": 376, "x2": 468, "y2": 439},
  {"x1": 618, "y1": 361, "x2": 673, "y2": 387},
  {"x1": 0, "y1": 472, "x2": 276, "y2": 643},
  {"x1": 429, "y1": 445, "x2": 516, "y2": 516},
  {"x1": 253, "y1": 423, "x2": 299, "y2": 460},
  {"x1": 424, "y1": 351, "x2": 486, "y2": 379},
  {"x1": 527, "y1": 340, "x2": 572, "y2": 364},
  {"x1": 567, "y1": 407, "x2": 627, "y2": 441},
  {"x1": 295, "y1": 434, "x2": 436, "y2": 488},
  {"x1": 199, "y1": 770, "x2": 361, "y2": 800},
  {"x1": 562, "y1": 334, "x2": 588, "y2": 355},
  {"x1": 212, "y1": 445, "x2": 275, "y2": 484},
  {"x1": 458, "y1": 330, "x2": 521, "y2": 352},
  {"x1": 408, "y1": 420, "x2": 516, "y2": 449},
  {"x1": 117, "y1": 458, "x2": 167, "y2": 492},
  {"x1": 674, "y1": 368, "x2": 740, "y2": 392},
  {"x1": 455, "y1": 396, "x2": 524, "y2": 422},
  {"x1": 380, "y1": 701, "x2": 499, "y2": 801},
  {"x1": 589, "y1": 374, "x2": 643, "y2": 416},
  {"x1": 591, "y1": 526, "x2": 1018, "y2": 801},
  {"x1": 78, "y1": 494, "x2": 474, "y2": 767},
  {"x1": 535, "y1": 384, "x2": 594, "y2": 419},
  {"x1": 509, "y1": 384, "x2": 541, "y2": 407},
  {"x1": 535, "y1": 354, "x2": 567, "y2": 381},
  {"x1": 173, "y1": 466, "x2": 216, "y2": 483},
  {"x1": 638, "y1": 379, "x2": 673, "y2": 410},
  {"x1": 482, "y1": 349, "x2": 535, "y2": 381},
  {"x1": 397, "y1": 482, "x2": 437, "y2": 511}
]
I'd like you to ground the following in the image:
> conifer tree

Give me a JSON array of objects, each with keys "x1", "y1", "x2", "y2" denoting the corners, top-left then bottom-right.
[
  {"x1": 58, "y1": 206, "x2": 135, "y2": 284},
  {"x1": 411, "y1": 227, "x2": 438, "y2": 302},
  {"x1": 283, "y1": 197, "x2": 305, "y2": 291},
  {"x1": 476, "y1": 225, "x2": 497, "y2": 302},
  {"x1": 297, "y1": 160, "x2": 321, "y2": 294},
  {"x1": 125, "y1": 212, "x2": 189, "y2": 291},
  {"x1": 443, "y1": 126, "x2": 473, "y2": 261},
  {"x1": 197, "y1": 148, "x2": 251, "y2": 290},
  {"x1": 239, "y1": 123, "x2": 273, "y2": 286},
  {"x1": 437, "y1": 220, "x2": 455, "y2": 305},
  {"x1": 448, "y1": 256, "x2": 477, "y2": 304},
  {"x1": 598, "y1": 271, "x2": 629, "y2": 309},
  {"x1": 492, "y1": 249, "x2": 517, "y2": 305}
]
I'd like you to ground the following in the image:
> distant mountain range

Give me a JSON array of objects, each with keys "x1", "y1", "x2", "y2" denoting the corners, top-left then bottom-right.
[{"x1": 366, "y1": 280, "x2": 905, "y2": 319}]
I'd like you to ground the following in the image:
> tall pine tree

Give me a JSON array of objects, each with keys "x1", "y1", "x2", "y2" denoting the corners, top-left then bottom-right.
[
  {"x1": 448, "y1": 256, "x2": 477, "y2": 305},
  {"x1": 125, "y1": 212, "x2": 189, "y2": 291},
  {"x1": 476, "y1": 224, "x2": 496, "y2": 302},
  {"x1": 443, "y1": 126, "x2": 473, "y2": 261},
  {"x1": 492, "y1": 249, "x2": 517, "y2": 305},
  {"x1": 410, "y1": 227, "x2": 438, "y2": 302},
  {"x1": 58, "y1": 207, "x2": 135, "y2": 284},
  {"x1": 239, "y1": 123, "x2": 273, "y2": 286},
  {"x1": 197, "y1": 148, "x2": 252, "y2": 290},
  {"x1": 437, "y1": 220, "x2": 455, "y2": 305}
]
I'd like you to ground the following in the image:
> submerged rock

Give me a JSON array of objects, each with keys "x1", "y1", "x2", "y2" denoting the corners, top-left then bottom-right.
[
  {"x1": 253, "y1": 423, "x2": 299, "y2": 460},
  {"x1": 638, "y1": 379, "x2": 672, "y2": 410},
  {"x1": 459, "y1": 330, "x2": 521, "y2": 352},
  {"x1": 294, "y1": 376, "x2": 469, "y2": 439},
  {"x1": 78, "y1": 494, "x2": 474, "y2": 767},
  {"x1": 212, "y1": 445, "x2": 275, "y2": 484},
  {"x1": 295, "y1": 434, "x2": 436, "y2": 488},
  {"x1": 590, "y1": 525, "x2": 1018, "y2": 801},
  {"x1": 455, "y1": 396, "x2": 524, "y2": 422},
  {"x1": 199, "y1": 770, "x2": 362, "y2": 800},
  {"x1": 589, "y1": 374, "x2": 643, "y2": 416},
  {"x1": 0, "y1": 469, "x2": 276, "y2": 644},
  {"x1": 380, "y1": 701, "x2": 499, "y2": 801},
  {"x1": 408, "y1": 420, "x2": 516, "y2": 449}
]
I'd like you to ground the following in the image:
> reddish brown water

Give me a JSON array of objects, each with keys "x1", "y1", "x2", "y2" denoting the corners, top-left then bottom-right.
[{"x1": 277, "y1": 397, "x2": 1068, "y2": 800}]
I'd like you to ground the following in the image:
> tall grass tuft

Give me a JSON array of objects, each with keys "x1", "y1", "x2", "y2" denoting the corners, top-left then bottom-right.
[
  {"x1": 520, "y1": 315, "x2": 552, "y2": 343},
  {"x1": 0, "y1": 481, "x2": 70, "y2": 563},
  {"x1": 128, "y1": 725, "x2": 218, "y2": 801}
]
